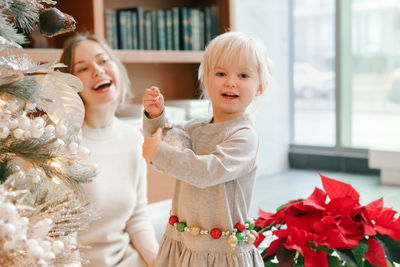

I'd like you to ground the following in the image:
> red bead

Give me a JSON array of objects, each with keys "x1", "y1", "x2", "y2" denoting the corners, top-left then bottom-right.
[
  {"x1": 210, "y1": 228, "x2": 222, "y2": 239},
  {"x1": 235, "y1": 222, "x2": 246, "y2": 232},
  {"x1": 169, "y1": 216, "x2": 178, "y2": 226}
]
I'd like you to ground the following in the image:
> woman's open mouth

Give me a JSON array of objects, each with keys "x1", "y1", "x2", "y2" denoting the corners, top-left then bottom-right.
[{"x1": 93, "y1": 80, "x2": 112, "y2": 91}]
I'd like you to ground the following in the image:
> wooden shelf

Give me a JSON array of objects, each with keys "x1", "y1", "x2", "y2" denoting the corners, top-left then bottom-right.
[{"x1": 23, "y1": 48, "x2": 203, "y2": 64}]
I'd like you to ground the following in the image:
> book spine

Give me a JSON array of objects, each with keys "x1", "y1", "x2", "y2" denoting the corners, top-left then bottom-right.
[
  {"x1": 171, "y1": 7, "x2": 180, "y2": 50},
  {"x1": 151, "y1": 10, "x2": 158, "y2": 50},
  {"x1": 117, "y1": 10, "x2": 128, "y2": 49},
  {"x1": 204, "y1": 6, "x2": 212, "y2": 46},
  {"x1": 165, "y1": 9, "x2": 173, "y2": 50},
  {"x1": 131, "y1": 10, "x2": 138, "y2": 50},
  {"x1": 191, "y1": 8, "x2": 200, "y2": 51},
  {"x1": 136, "y1": 7, "x2": 144, "y2": 50},
  {"x1": 144, "y1": 10, "x2": 152, "y2": 50},
  {"x1": 211, "y1": 5, "x2": 220, "y2": 39},
  {"x1": 157, "y1": 10, "x2": 166, "y2": 50}
]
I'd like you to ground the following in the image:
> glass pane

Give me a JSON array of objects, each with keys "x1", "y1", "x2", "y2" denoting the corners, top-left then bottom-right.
[
  {"x1": 351, "y1": 0, "x2": 400, "y2": 150},
  {"x1": 292, "y1": 0, "x2": 336, "y2": 146}
]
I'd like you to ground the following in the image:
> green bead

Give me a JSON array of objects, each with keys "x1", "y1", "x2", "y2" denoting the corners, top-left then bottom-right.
[
  {"x1": 236, "y1": 231, "x2": 245, "y2": 243},
  {"x1": 176, "y1": 222, "x2": 186, "y2": 232},
  {"x1": 245, "y1": 218, "x2": 255, "y2": 230}
]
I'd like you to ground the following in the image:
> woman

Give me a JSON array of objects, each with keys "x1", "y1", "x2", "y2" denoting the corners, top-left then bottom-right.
[{"x1": 60, "y1": 34, "x2": 158, "y2": 267}]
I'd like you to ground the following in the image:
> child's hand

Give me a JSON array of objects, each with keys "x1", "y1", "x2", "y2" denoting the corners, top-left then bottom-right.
[
  {"x1": 142, "y1": 86, "x2": 164, "y2": 119},
  {"x1": 142, "y1": 128, "x2": 162, "y2": 163}
]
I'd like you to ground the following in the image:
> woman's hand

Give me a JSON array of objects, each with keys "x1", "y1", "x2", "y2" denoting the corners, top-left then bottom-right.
[
  {"x1": 142, "y1": 86, "x2": 164, "y2": 119},
  {"x1": 142, "y1": 128, "x2": 162, "y2": 163}
]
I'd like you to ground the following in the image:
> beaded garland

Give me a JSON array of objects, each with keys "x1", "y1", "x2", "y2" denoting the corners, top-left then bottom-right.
[{"x1": 168, "y1": 211, "x2": 259, "y2": 250}]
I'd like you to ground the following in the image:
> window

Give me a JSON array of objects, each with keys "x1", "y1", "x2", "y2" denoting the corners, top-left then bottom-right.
[{"x1": 291, "y1": 0, "x2": 400, "y2": 152}]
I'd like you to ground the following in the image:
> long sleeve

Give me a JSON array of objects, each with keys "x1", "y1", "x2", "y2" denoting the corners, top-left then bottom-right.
[{"x1": 152, "y1": 127, "x2": 258, "y2": 189}]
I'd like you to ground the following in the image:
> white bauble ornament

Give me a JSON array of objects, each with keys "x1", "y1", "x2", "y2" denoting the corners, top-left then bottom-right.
[
  {"x1": 52, "y1": 240, "x2": 65, "y2": 254},
  {"x1": 162, "y1": 124, "x2": 192, "y2": 150},
  {"x1": 78, "y1": 146, "x2": 90, "y2": 160}
]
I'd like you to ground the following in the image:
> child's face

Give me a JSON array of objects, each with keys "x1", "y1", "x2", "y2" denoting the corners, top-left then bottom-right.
[
  {"x1": 72, "y1": 40, "x2": 120, "y2": 110},
  {"x1": 206, "y1": 52, "x2": 262, "y2": 123}
]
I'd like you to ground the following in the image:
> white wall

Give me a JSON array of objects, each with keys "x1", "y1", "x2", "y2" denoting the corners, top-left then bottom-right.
[{"x1": 233, "y1": 0, "x2": 291, "y2": 176}]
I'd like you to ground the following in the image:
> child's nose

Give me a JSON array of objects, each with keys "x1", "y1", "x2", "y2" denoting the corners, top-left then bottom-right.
[{"x1": 225, "y1": 76, "x2": 237, "y2": 87}]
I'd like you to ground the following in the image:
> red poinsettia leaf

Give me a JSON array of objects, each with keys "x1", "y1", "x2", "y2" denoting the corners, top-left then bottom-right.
[
  {"x1": 276, "y1": 245, "x2": 296, "y2": 267},
  {"x1": 253, "y1": 233, "x2": 266, "y2": 248},
  {"x1": 302, "y1": 187, "x2": 327, "y2": 210},
  {"x1": 320, "y1": 173, "x2": 360, "y2": 202},
  {"x1": 375, "y1": 208, "x2": 400, "y2": 241},
  {"x1": 303, "y1": 246, "x2": 328, "y2": 267},
  {"x1": 364, "y1": 237, "x2": 388, "y2": 267},
  {"x1": 258, "y1": 208, "x2": 275, "y2": 220},
  {"x1": 326, "y1": 196, "x2": 360, "y2": 214},
  {"x1": 364, "y1": 198, "x2": 383, "y2": 219},
  {"x1": 265, "y1": 238, "x2": 282, "y2": 257}
]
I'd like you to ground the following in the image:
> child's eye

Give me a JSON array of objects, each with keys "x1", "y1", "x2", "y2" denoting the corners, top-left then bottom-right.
[
  {"x1": 216, "y1": 72, "x2": 225, "y2": 77},
  {"x1": 239, "y1": 73, "x2": 249, "y2": 78}
]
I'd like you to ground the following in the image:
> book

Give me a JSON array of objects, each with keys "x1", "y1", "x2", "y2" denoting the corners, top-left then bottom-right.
[
  {"x1": 191, "y1": 8, "x2": 200, "y2": 51},
  {"x1": 203, "y1": 6, "x2": 212, "y2": 46},
  {"x1": 143, "y1": 10, "x2": 152, "y2": 50},
  {"x1": 165, "y1": 9, "x2": 173, "y2": 50},
  {"x1": 151, "y1": 10, "x2": 158, "y2": 50},
  {"x1": 131, "y1": 10, "x2": 138, "y2": 49},
  {"x1": 199, "y1": 9, "x2": 205, "y2": 50},
  {"x1": 157, "y1": 10, "x2": 166, "y2": 50},
  {"x1": 104, "y1": 9, "x2": 118, "y2": 49},
  {"x1": 116, "y1": 9, "x2": 130, "y2": 49},
  {"x1": 211, "y1": 5, "x2": 220, "y2": 39},
  {"x1": 171, "y1": 7, "x2": 181, "y2": 50},
  {"x1": 135, "y1": 6, "x2": 144, "y2": 50}
]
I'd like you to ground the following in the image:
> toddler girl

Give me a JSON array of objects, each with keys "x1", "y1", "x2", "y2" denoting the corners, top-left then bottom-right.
[{"x1": 142, "y1": 31, "x2": 272, "y2": 267}]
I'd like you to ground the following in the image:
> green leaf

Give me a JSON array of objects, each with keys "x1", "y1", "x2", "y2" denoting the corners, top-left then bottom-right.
[
  {"x1": 376, "y1": 234, "x2": 400, "y2": 263},
  {"x1": 264, "y1": 262, "x2": 278, "y2": 267},
  {"x1": 351, "y1": 239, "x2": 368, "y2": 264},
  {"x1": 335, "y1": 249, "x2": 361, "y2": 267},
  {"x1": 327, "y1": 255, "x2": 343, "y2": 267}
]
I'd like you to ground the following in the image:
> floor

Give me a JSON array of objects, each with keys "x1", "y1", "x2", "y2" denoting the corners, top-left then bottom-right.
[{"x1": 249, "y1": 168, "x2": 400, "y2": 218}]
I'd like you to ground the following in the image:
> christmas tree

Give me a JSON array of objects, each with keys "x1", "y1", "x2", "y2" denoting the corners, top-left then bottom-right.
[{"x1": 0, "y1": 1, "x2": 96, "y2": 265}]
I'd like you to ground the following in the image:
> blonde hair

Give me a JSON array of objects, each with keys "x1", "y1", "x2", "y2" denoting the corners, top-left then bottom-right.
[
  {"x1": 198, "y1": 31, "x2": 272, "y2": 96},
  {"x1": 59, "y1": 33, "x2": 132, "y2": 109}
]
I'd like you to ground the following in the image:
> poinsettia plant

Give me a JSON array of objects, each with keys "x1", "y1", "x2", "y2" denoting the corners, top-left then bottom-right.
[{"x1": 254, "y1": 173, "x2": 400, "y2": 267}]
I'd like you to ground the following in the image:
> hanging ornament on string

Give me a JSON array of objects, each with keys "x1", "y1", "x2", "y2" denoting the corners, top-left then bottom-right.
[{"x1": 38, "y1": 7, "x2": 76, "y2": 37}]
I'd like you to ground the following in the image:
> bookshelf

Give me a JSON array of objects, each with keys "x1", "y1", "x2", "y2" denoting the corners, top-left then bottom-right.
[
  {"x1": 26, "y1": 0, "x2": 233, "y2": 105},
  {"x1": 25, "y1": 0, "x2": 233, "y2": 203}
]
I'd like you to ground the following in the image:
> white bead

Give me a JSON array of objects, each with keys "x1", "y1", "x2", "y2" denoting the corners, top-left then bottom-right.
[
  {"x1": 45, "y1": 124, "x2": 55, "y2": 136},
  {"x1": 32, "y1": 174, "x2": 41, "y2": 183},
  {"x1": 18, "y1": 116, "x2": 31, "y2": 130},
  {"x1": 31, "y1": 128, "x2": 44, "y2": 138},
  {"x1": 0, "y1": 124, "x2": 9, "y2": 138},
  {"x1": 23, "y1": 130, "x2": 32, "y2": 139},
  {"x1": 78, "y1": 146, "x2": 90, "y2": 159},
  {"x1": 2, "y1": 223, "x2": 16, "y2": 239},
  {"x1": 33, "y1": 117, "x2": 45, "y2": 128},
  {"x1": 8, "y1": 118, "x2": 18, "y2": 130},
  {"x1": 53, "y1": 138, "x2": 65, "y2": 148},
  {"x1": 52, "y1": 240, "x2": 64, "y2": 254},
  {"x1": 13, "y1": 128, "x2": 24, "y2": 139},
  {"x1": 69, "y1": 142, "x2": 79, "y2": 152},
  {"x1": 55, "y1": 124, "x2": 67, "y2": 136}
]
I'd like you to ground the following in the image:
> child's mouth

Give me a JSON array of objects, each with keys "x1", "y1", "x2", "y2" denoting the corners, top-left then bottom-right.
[
  {"x1": 222, "y1": 93, "x2": 239, "y2": 99},
  {"x1": 93, "y1": 80, "x2": 112, "y2": 91}
]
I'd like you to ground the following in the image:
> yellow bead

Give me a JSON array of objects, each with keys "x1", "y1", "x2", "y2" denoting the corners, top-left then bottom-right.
[
  {"x1": 190, "y1": 226, "x2": 201, "y2": 236},
  {"x1": 227, "y1": 234, "x2": 238, "y2": 249}
]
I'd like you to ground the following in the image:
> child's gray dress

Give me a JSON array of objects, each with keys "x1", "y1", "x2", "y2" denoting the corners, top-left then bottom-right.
[{"x1": 143, "y1": 113, "x2": 264, "y2": 267}]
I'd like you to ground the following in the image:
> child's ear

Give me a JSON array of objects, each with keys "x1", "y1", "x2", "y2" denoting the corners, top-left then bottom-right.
[{"x1": 255, "y1": 85, "x2": 263, "y2": 96}]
